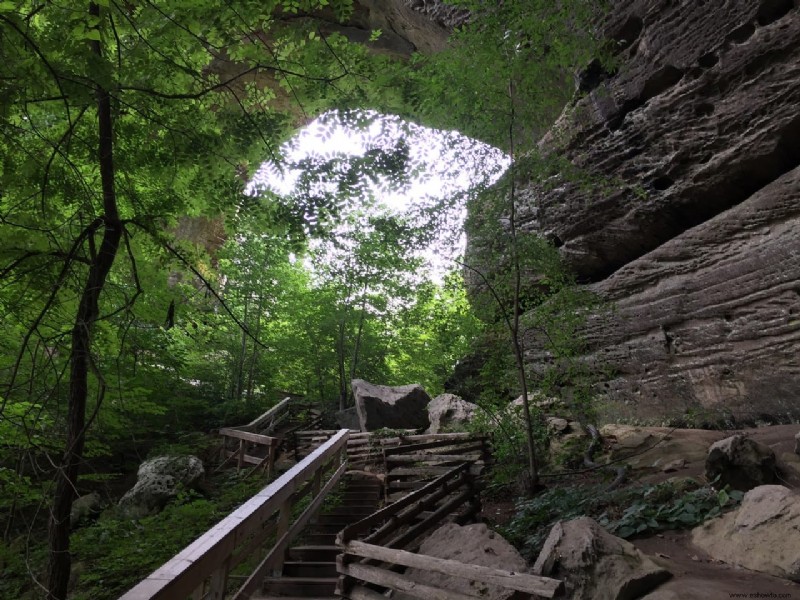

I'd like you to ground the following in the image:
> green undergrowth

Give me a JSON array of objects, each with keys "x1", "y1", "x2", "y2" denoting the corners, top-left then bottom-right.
[
  {"x1": 501, "y1": 477, "x2": 744, "y2": 561},
  {"x1": 1, "y1": 470, "x2": 268, "y2": 600}
]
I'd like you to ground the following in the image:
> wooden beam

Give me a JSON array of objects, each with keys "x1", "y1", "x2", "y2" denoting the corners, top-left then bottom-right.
[
  {"x1": 383, "y1": 437, "x2": 486, "y2": 456},
  {"x1": 219, "y1": 428, "x2": 279, "y2": 446},
  {"x1": 339, "y1": 561, "x2": 478, "y2": 600},
  {"x1": 342, "y1": 540, "x2": 564, "y2": 598},
  {"x1": 337, "y1": 463, "x2": 469, "y2": 543}
]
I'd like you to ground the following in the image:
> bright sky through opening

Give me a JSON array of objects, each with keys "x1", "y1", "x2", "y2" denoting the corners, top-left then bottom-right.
[{"x1": 247, "y1": 110, "x2": 510, "y2": 279}]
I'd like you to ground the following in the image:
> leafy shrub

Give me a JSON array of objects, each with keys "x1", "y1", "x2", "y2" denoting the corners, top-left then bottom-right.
[{"x1": 502, "y1": 478, "x2": 743, "y2": 560}]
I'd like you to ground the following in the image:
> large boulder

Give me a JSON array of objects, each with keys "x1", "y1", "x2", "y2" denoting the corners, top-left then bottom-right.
[
  {"x1": 118, "y1": 455, "x2": 204, "y2": 518},
  {"x1": 399, "y1": 523, "x2": 529, "y2": 600},
  {"x1": 533, "y1": 517, "x2": 671, "y2": 600},
  {"x1": 692, "y1": 485, "x2": 800, "y2": 582},
  {"x1": 351, "y1": 379, "x2": 431, "y2": 431},
  {"x1": 426, "y1": 393, "x2": 478, "y2": 433},
  {"x1": 705, "y1": 435, "x2": 776, "y2": 491}
]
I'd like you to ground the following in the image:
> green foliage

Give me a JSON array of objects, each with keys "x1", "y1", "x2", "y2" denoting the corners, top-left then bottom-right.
[
  {"x1": 503, "y1": 479, "x2": 744, "y2": 560},
  {"x1": 381, "y1": 1, "x2": 608, "y2": 151},
  {"x1": 69, "y1": 471, "x2": 265, "y2": 600}
]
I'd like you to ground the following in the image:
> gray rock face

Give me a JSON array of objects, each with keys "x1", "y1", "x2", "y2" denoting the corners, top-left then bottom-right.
[
  {"x1": 426, "y1": 393, "x2": 478, "y2": 433},
  {"x1": 533, "y1": 517, "x2": 671, "y2": 600},
  {"x1": 706, "y1": 435, "x2": 776, "y2": 491},
  {"x1": 400, "y1": 522, "x2": 528, "y2": 600},
  {"x1": 118, "y1": 455, "x2": 204, "y2": 518},
  {"x1": 692, "y1": 485, "x2": 800, "y2": 582},
  {"x1": 352, "y1": 379, "x2": 431, "y2": 431},
  {"x1": 468, "y1": 0, "x2": 800, "y2": 421}
]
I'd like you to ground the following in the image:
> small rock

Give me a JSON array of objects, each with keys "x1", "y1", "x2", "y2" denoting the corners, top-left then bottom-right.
[
  {"x1": 661, "y1": 458, "x2": 686, "y2": 473},
  {"x1": 705, "y1": 435, "x2": 776, "y2": 491},
  {"x1": 533, "y1": 517, "x2": 671, "y2": 600},
  {"x1": 545, "y1": 416, "x2": 570, "y2": 434},
  {"x1": 794, "y1": 431, "x2": 799, "y2": 456}
]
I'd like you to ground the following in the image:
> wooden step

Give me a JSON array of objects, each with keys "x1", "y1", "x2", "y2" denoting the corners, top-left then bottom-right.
[
  {"x1": 288, "y1": 545, "x2": 340, "y2": 561},
  {"x1": 324, "y1": 506, "x2": 376, "y2": 514},
  {"x1": 282, "y1": 561, "x2": 338, "y2": 578},
  {"x1": 317, "y1": 514, "x2": 357, "y2": 525},
  {"x1": 262, "y1": 576, "x2": 338, "y2": 596},
  {"x1": 302, "y1": 533, "x2": 338, "y2": 544}
]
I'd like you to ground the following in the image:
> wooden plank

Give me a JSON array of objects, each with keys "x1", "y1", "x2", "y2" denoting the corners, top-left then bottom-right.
[
  {"x1": 219, "y1": 428, "x2": 279, "y2": 446},
  {"x1": 385, "y1": 453, "x2": 482, "y2": 463},
  {"x1": 387, "y1": 466, "x2": 453, "y2": 477},
  {"x1": 337, "y1": 464, "x2": 469, "y2": 543},
  {"x1": 362, "y1": 473, "x2": 469, "y2": 546},
  {"x1": 246, "y1": 397, "x2": 290, "y2": 429},
  {"x1": 120, "y1": 430, "x2": 349, "y2": 600},
  {"x1": 224, "y1": 451, "x2": 265, "y2": 466},
  {"x1": 339, "y1": 561, "x2": 478, "y2": 600},
  {"x1": 384, "y1": 487, "x2": 473, "y2": 550},
  {"x1": 343, "y1": 541, "x2": 564, "y2": 598},
  {"x1": 383, "y1": 437, "x2": 486, "y2": 456}
]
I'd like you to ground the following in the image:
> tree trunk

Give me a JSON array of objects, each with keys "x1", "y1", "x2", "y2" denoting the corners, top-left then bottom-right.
[
  {"x1": 347, "y1": 283, "x2": 369, "y2": 402},
  {"x1": 245, "y1": 295, "x2": 264, "y2": 401},
  {"x1": 47, "y1": 6, "x2": 122, "y2": 597},
  {"x1": 507, "y1": 80, "x2": 538, "y2": 495}
]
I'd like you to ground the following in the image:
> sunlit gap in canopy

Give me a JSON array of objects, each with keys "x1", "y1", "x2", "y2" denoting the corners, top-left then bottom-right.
[{"x1": 245, "y1": 109, "x2": 510, "y2": 281}]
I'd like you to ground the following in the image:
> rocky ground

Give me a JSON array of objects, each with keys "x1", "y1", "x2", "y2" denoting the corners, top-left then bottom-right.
[{"x1": 481, "y1": 422, "x2": 800, "y2": 599}]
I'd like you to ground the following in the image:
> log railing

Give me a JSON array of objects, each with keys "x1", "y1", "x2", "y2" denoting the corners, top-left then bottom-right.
[
  {"x1": 294, "y1": 430, "x2": 483, "y2": 471},
  {"x1": 119, "y1": 429, "x2": 350, "y2": 600},
  {"x1": 335, "y1": 462, "x2": 563, "y2": 600},
  {"x1": 382, "y1": 435, "x2": 491, "y2": 500}
]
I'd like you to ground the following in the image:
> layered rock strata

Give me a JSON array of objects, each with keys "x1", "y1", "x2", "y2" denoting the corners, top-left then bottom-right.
[{"x1": 507, "y1": 0, "x2": 800, "y2": 421}]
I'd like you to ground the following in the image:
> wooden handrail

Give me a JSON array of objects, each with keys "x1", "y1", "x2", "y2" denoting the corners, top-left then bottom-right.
[
  {"x1": 218, "y1": 428, "x2": 279, "y2": 446},
  {"x1": 119, "y1": 429, "x2": 350, "y2": 600},
  {"x1": 245, "y1": 397, "x2": 291, "y2": 430}
]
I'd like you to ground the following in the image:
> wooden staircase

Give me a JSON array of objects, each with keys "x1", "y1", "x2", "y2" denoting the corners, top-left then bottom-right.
[{"x1": 254, "y1": 475, "x2": 382, "y2": 599}]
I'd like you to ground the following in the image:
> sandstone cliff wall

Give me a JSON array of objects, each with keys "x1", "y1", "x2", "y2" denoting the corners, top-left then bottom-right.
[{"x1": 514, "y1": 0, "x2": 800, "y2": 422}]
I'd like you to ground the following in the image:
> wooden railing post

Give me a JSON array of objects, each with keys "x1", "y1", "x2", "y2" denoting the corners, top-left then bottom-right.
[
  {"x1": 271, "y1": 498, "x2": 292, "y2": 576},
  {"x1": 208, "y1": 559, "x2": 229, "y2": 600},
  {"x1": 237, "y1": 439, "x2": 245, "y2": 471}
]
